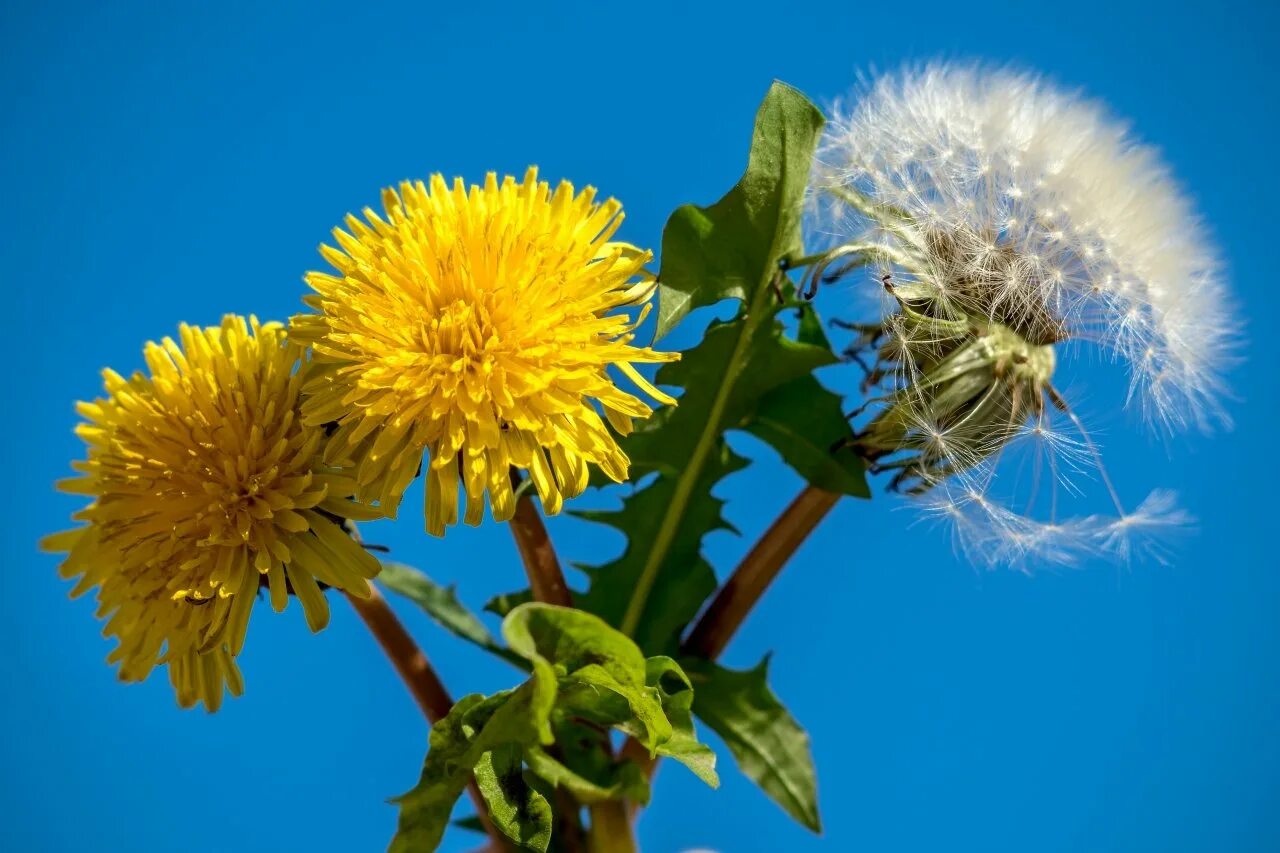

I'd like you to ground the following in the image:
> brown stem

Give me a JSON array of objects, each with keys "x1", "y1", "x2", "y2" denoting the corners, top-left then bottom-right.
[
  {"x1": 508, "y1": 470, "x2": 573, "y2": 607},
  {"x1": 684, "y1": 485, "x2": 840, "y2": 659},
  {"x1": 624, "y1": 484, "x2": 842, "y2": 797},
  {"x1": 344, "y1": 587, "x2": 508, "y2": 850},
  {"x1": 505, "y1": 472, "x2": 637, "y2": 852},
  {"x1": 345, "y1": 585, "x2": 456, "y2": 722},
  {"x1": 554, "y1": 787, "x2": 587, "y2": 853}
]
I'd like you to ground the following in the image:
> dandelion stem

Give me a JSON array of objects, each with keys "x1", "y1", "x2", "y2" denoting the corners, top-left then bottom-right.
[
  {"x1": 345, "y1": 586, "x2": 454, "y2": 721},
  {"x1": 684, "y1": 485, "x2": 842, "y2": 658},
  {"x1": 587, "y1": 798, "x2": 638, "y2": 853},
  {"x1": 623, "y1": 484, "x2": 844, "y2": 798},
  {"x1": 343, "y1": 587, "x2": 508, "y2": 849},
  {"x1": 505, "y1": 473, "x2": 633, "y2": 850},
  {"x1": 508, "y1": 470, "x2": 573, "y2": 607}
]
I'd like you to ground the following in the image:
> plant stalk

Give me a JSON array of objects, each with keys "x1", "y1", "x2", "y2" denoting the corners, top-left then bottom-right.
[
  {"x1": 586, "y1": 798, "x2": 639, "y2": 853},
  {"x1": 344, "y1": 587, "x2": 508, "y2": 850},
  {"x1": 684, "y1": 485, "x2": 840, "y2": 658},
  {"x1": 506, "y1": 472, "x2": 636, "y2": 852},
  {"x1": 509, "y1": 469, "x2": 573, "y2": 607},
  {"x1": 623, "y1": 484, "x2": 842, "y2": 795}
]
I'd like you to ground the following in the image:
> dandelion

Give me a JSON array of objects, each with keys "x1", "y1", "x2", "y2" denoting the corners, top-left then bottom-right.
[
  {"x1": 290, "y1": 168, "x2": 677, "y2": 536},
  {"x1": 42, "y1": 316, "x2": 382, "y2": 710},
  {"x1": 809, "y1": 64, "x2": 1234, "y2": 567}
]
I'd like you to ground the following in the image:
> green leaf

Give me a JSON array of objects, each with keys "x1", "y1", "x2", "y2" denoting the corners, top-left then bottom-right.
[
  {"x1": 655, "y1": 81, "x2": 825, "y2": 340},
  {"x1": 643, "y1": 656, "x2": 719, "y2": 787},
  {"x1": 391, "y1": 675, "x2": 556, "y2": 852},
  {"x1": 474, "y1": 744, "x2": 554, "y2": 851},
  {"x1": 394, "y1": 606, "x2": 719, "y2": 851},
  {"x1": 525, "y1": 746, "x2": 651, "y2": 805},
  {"x1": 503, "y1": 603, "x2": 648, "y2": 681},
  {"x1": 580, "y1": 82, "x2": 865, "y2": 654},
  {"x1": 503, "y1": 605, "x2": 715, "y2": 782},
  {"x1": 378, "y1": 562, "x2": 526, "y2": 668},
  {"x1": 744, "y1": 374, "x2": 869, "y2": 497},
  {"x1": 485, "y1": 588, "x2": 535, "y2": 619},
  {"x1": 451, "y1": 815, "x2": 488, "y2": 835},
  {"x1": 503, "y1": 603, "x2": 671, "y2": 753},
  {"x1": 684, "y1": 656, "x2": 821, "y2": 832}
]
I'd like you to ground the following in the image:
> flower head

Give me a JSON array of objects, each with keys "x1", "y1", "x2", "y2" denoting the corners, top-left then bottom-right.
[
  {"x1": 290, "y1": 168, "x2": 676, "y2": 536},
  {"x1": 43, "y1": 316, "x2": 382, "y2": 710},
  {"x1": 810, "y1": 64, "x2": 1234, "y2": 567}
]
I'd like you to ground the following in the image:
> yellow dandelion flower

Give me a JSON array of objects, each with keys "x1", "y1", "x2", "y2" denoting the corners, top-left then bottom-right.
[
  {"x1": 42, "y1": 315, "x2": 382, "y2": 711},
  {"x1": 289, "y1": 167, "x2": 678, "y2": 536}
]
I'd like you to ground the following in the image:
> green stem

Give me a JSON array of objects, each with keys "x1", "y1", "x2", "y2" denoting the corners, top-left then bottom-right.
[
  {"x1": 587, "y1": 799, "x2": 638, "y2": 853},
  {"x1": 619, "y1": 269, "x2": 780, "y2": 637}
]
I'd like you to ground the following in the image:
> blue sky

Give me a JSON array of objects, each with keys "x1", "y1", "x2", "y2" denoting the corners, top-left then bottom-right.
[{"x1": 4, "y1": 2, "x2": 1278, "y2": 851}]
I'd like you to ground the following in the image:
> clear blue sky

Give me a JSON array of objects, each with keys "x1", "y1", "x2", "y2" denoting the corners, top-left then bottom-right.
[{"x1": 5, "y1": 2, "x2": 1278, "y2": 851}]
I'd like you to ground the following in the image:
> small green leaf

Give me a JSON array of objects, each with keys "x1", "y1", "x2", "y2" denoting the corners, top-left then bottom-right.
[
  {"x1": 475, "y1": 744, "x2": 553, "y2": 852},
  {"x1": 378, "y1": 562, "x2": 526, "y2": 668},
  {"x1": 685, "y1": 657, "x2": 821, "y2": 832},
  {"x1": 503, "y1": 603, "x2": 671, "y2": 753},
  {"x1": 451, "y1": 815, "x2": 487, "y2": 835},
  {"x1": 643, "y1": 656, "x2": 718, "y2": 788},
  {"x1": 390, "y1": 673, "x2": 556, "y2": 852},
  {"x1": 503, "y1": 603, "x2": 648, "y2": 681},
  {"x1": 525, "y1": 746, "x2": 651, "y2": 805}
]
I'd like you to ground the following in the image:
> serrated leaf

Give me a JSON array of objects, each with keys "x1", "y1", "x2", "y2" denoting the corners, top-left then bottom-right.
[
  {"x1": 742, "y1": 300, "x2": 867, "y2": 496},
  {"x1": 378, "y1": 562, "x2": 526, "y2": 668},
  {"x1": 624, "y1": 314, "x2": 838, "y2": 474},
  {"x1": 577, "y1": 451, "x2": 743, "y2": 655},
  {"x1": 474, "y1": 744, "x2": 554, "y2": 852},
  {"x1": 744, "y1": 375, "x2": 868, "y2": 497},
  {"x1": 580, "y1": 83, "x2": 864, "y2": 654},
  {"x1": 684, "y1": 656, "x2": 821, "y2": 832},
  {"x1": 656, "y1": 80, "x2": 825, "y2": 340}
]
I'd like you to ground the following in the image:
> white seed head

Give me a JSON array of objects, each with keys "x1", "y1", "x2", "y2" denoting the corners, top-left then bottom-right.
[
  {"x1": 814, "y1": 63, "x2": 1232, "y2": 570},
  {"x1": 814, "y1": 62, "x2": 1234, "y2": 432}
]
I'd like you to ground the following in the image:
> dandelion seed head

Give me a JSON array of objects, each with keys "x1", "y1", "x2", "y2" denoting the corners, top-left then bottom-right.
[
  {"x1": 817, "y1": 64, "x2": 1228, "y2": 570},
  {"x1": 815, "y1": 62, "x2": 1234, "y2": 432}
]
